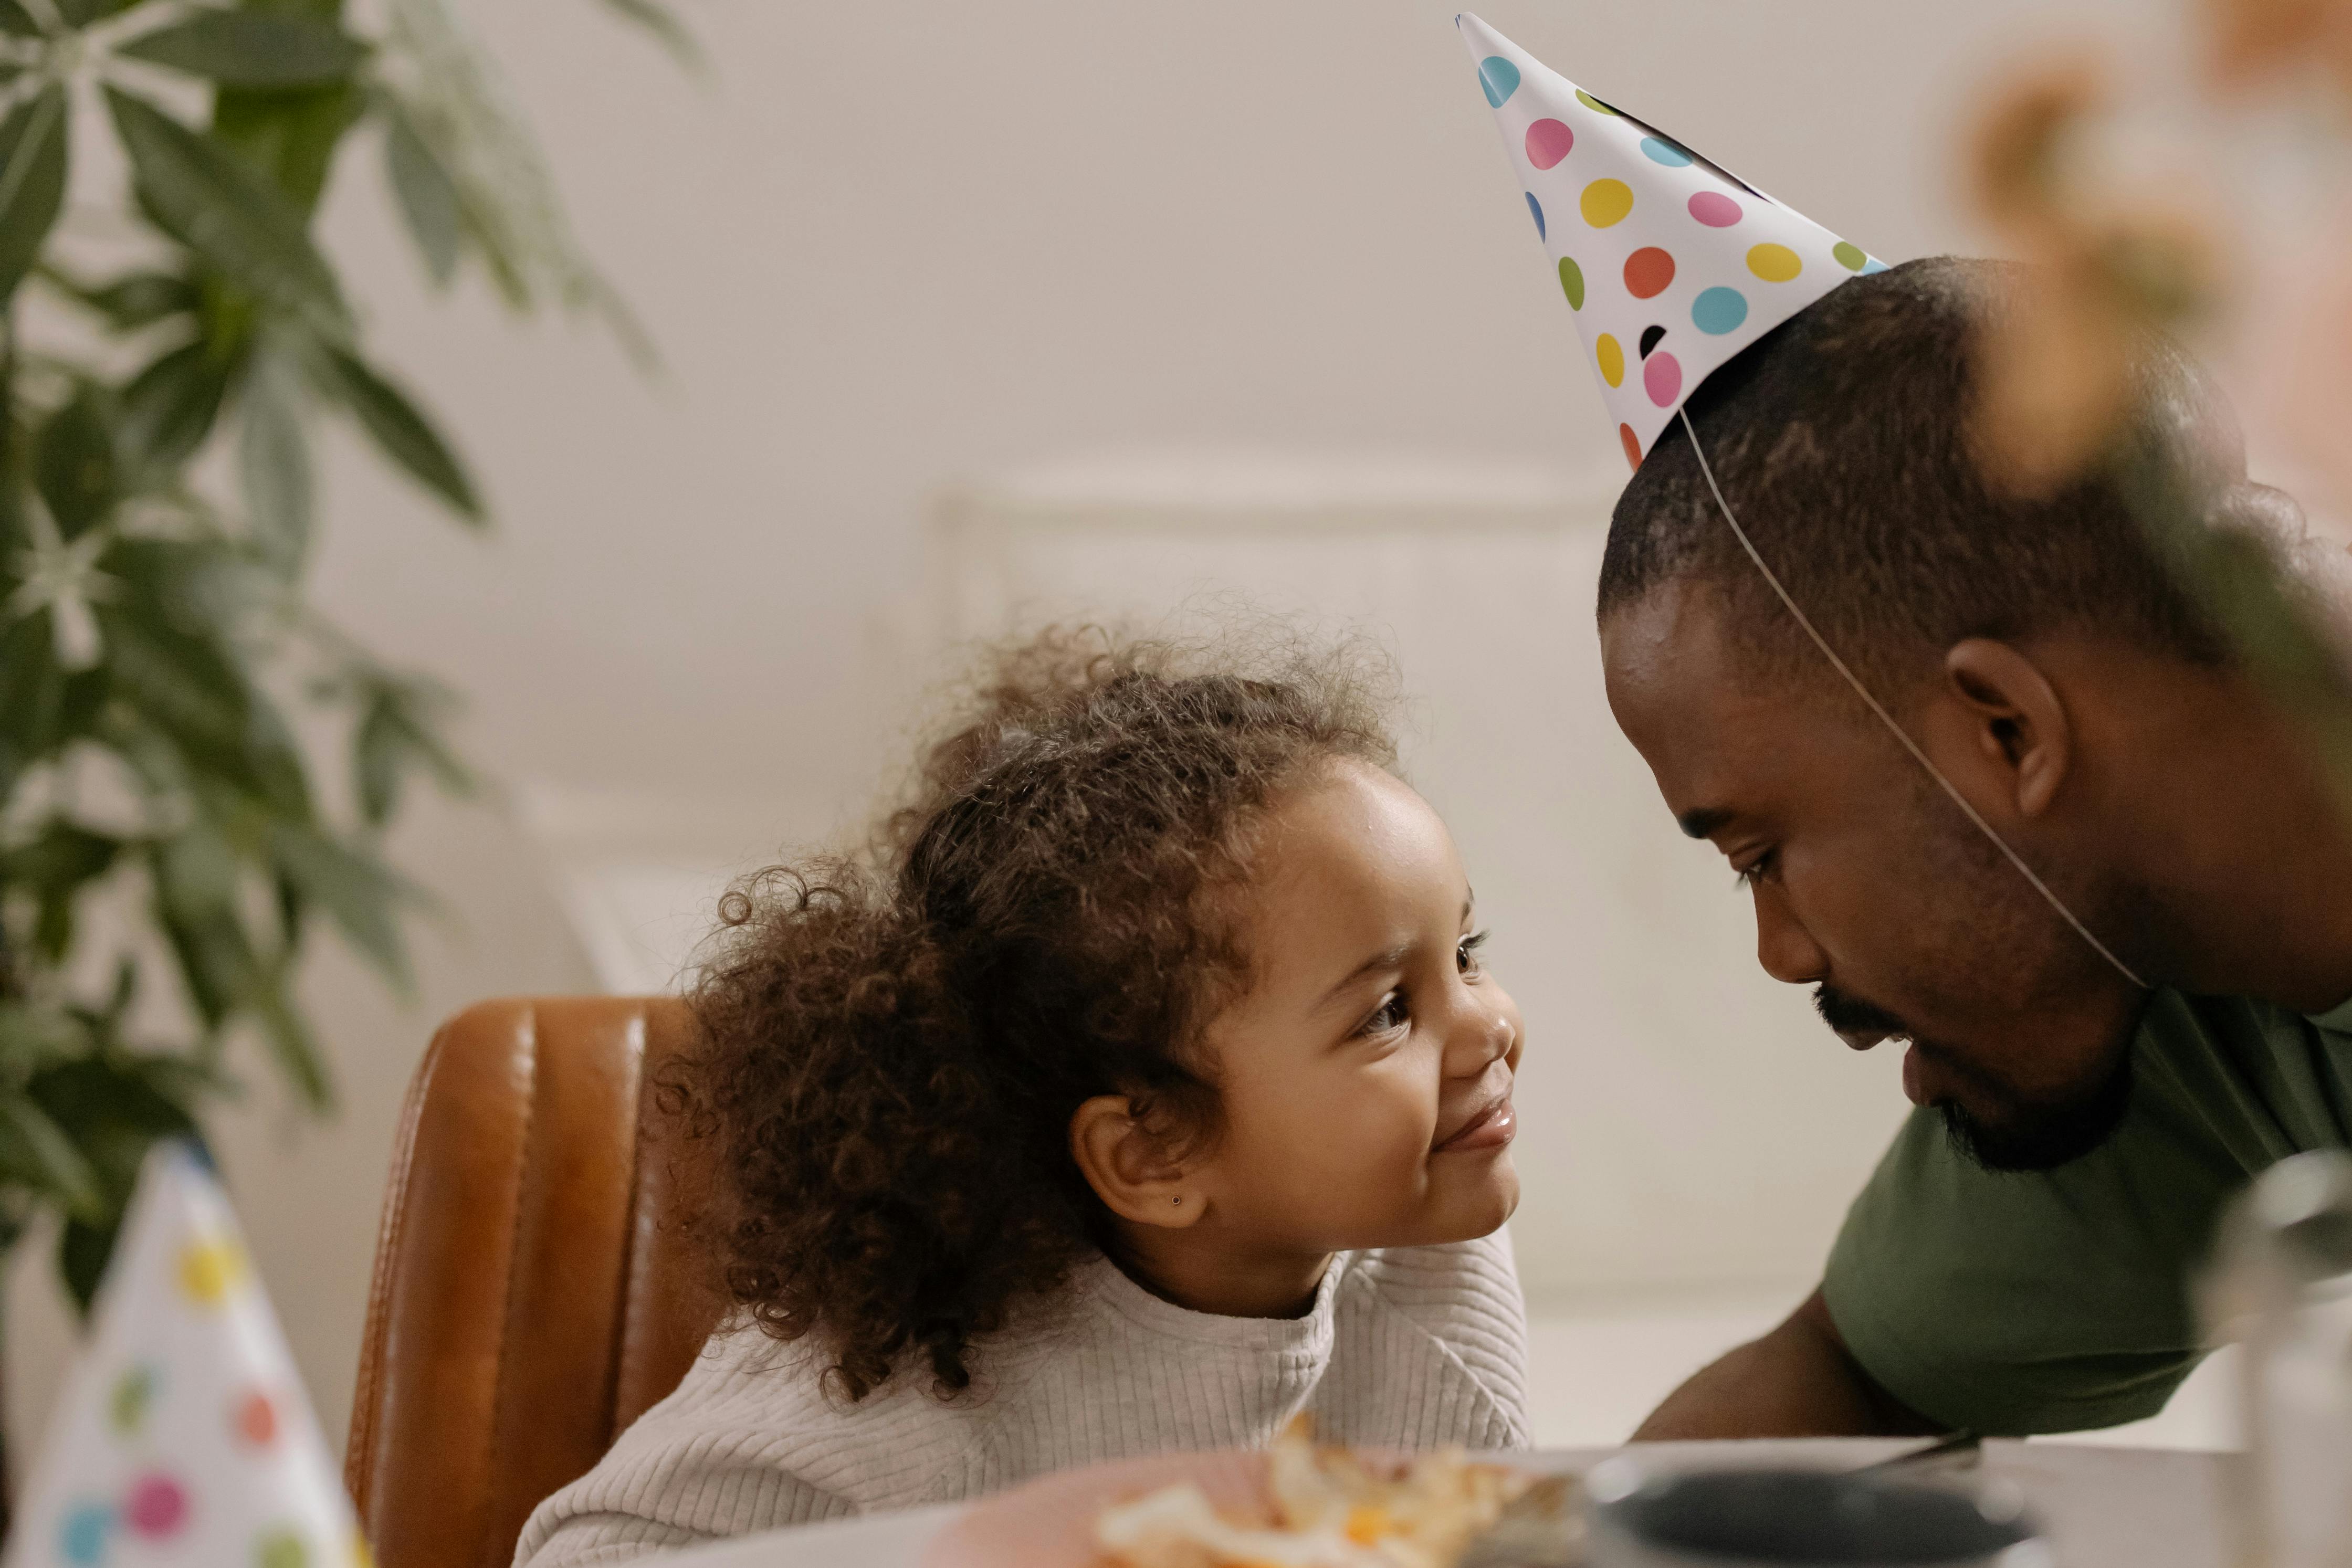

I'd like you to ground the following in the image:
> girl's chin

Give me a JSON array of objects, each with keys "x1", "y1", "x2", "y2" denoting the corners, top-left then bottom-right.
[{"x1": 1423, "y1": 1161, "x2": 1521, "y2": 1243}]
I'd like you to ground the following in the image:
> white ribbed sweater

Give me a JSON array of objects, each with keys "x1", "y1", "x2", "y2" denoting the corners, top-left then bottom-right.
[{"x1": 512, "y1": 1233, "x2": 1528, "y2": 1567}]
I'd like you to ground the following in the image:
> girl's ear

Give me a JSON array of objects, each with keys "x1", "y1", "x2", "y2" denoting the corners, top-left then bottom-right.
[{"x1": 1069, "y1": 1095, "x2": 1205, "y2": 1230}]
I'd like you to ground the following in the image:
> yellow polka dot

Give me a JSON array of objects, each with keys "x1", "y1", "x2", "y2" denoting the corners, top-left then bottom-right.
[
  {"x1": 349, "y1": 1531, "x2": 374, "y2": 1568},
  {"x1": 1595, "y1": 333, "x2": 1625, "y2": 388},
  {"x1": 1579, "y1": 178, "x2": 1633, "y2": 228},
  {"x1": 1746, "y1": 243, "x2": 1803, "y2": 282},
  {"x1": 177, "y1": 1239, "x2": 246, "y2": 1305}
]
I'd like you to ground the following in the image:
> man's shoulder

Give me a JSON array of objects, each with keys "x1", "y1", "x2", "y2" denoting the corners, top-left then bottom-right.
[{"x1": 2137, "y1": 988, "x2": 2351, "y2": 1156}]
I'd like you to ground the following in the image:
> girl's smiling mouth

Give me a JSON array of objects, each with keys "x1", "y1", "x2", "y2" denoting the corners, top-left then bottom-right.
[{"x1": 1432, "y1": 1095, "x2": 1516, "y2": 1154}]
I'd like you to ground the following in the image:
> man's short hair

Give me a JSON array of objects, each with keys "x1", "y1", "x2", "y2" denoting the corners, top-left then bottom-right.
[{"x1": 1596, "y1": 256, "x2": 2236, "y2": 687}]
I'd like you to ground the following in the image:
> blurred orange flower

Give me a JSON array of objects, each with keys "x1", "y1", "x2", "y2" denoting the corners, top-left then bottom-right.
[
  {"x1": 2201, "y1": 0, "x2": 2352, "y2": 92},
  {"x1": 1967, "y1": 61, "x2": 2220, "y2": 493}
]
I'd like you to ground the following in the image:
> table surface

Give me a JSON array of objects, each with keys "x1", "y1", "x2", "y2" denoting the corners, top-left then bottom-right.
[{"x1": 657, "y1": 1437, "x2": 2234, "y2": 1568}]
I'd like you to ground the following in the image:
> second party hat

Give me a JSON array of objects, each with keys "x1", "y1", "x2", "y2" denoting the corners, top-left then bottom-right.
[{"x1": 1457, "y1": 13, "x2": 1887, "y2": 469}]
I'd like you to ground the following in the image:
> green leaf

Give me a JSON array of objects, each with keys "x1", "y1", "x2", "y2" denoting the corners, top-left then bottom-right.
[
  {"x1": 59, "y1": 1217, "x2": 113, "y2": 1313},
  {"x1": 104, "y1": 86, "x2": 349, "y2": 338},
  {"x1": 273, "y1": 824, "x2": 412, "y2": 990},
  {"x1": 0, "y1": 1093, "x2": 105, "y2": 1220},
  {"x1": 149, "y1": 826, "x2": 257, "y2": 1031},
  {"x1": 6, "y1": 819, "x2": 123, "y2": 962},
  {"x1": 314, "y1": 345, "x2": 481, "y2": 521},
  {"x1": 55, "y1": 0, "x2": 146, "y2": 27},
  {"x1": 384, "y1": 103, "x2": 460, "y2": 286},
  {"x1": 250, "y1": 985, "x2": 329, "y2": 1109},
  {"x1": 239, "y1": 345, "x2": 311, "y2": 571},
  {"x1": 106, "y1": 622, "x2": 307, "y2": 815},
  {"x1": 592, "y1": 0, "x2": 704, "y2": 75},
  {"x1": 0, "y1": 611, "x2": 62, "y2": 790},
  {"x1": 33, "y1": 388, "x2": 119, "y2": 539},
  {"x1": 119, "y1": 341, "x2": 233, "y2": 472},
  {"x1": 352, "y1": 678, "x2": 473, "y2": 827},
  {"x1": 0, "y1": 1005, "x2": 93, "y2": 1080},
  {"x1": 33, "y1": 1054, "x2": 206, "y2": 1315},
  {"x1": 117, "y1": 9, "x2": 366, "y2": 87},
  {"x1": 212, "y1": 80, "x2": 362, "y2": 214},
  {"x1": 0, "y1": 85, "x2": 70, "y2": 304},
  {"x1": 0, "y1": 3, "x2": 41, "y2": 37},
  {"x1": 43, "y1": 267, "x2": 202, "y2": 331}
]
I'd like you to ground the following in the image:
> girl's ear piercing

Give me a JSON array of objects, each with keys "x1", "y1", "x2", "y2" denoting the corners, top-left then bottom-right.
[{"x1": 1172, "y1": 1195, "x2": 1182, "y2": 1205}]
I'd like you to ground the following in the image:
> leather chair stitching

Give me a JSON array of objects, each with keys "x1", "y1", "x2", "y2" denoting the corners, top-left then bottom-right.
[
  {"x1": 476, "y1": 1002, "x2": 545, "y2": 1568},
  {"x1": 605, "y1": 1004, "x2": 649, "y2": 1446},
  {"x1": 345, "y1": 1016, "x2": 458, "y2": 1520}
]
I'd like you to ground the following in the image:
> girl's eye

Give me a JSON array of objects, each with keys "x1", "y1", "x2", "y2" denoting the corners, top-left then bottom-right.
[
  {"x1": 1734, "y1": 849, "x2": 1778, "y2": 890},
  {"x1": 1360, "y1": 993, "x2": 1409, "y2": 1036},
  {"x1": 1457, "y1": 930, "x2": 1489, "y2": 978}
]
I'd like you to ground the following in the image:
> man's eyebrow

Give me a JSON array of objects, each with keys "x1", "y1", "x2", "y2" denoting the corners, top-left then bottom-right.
[{"x1": 1678, "y1": 807, "x2": 1734, "y2": 840}]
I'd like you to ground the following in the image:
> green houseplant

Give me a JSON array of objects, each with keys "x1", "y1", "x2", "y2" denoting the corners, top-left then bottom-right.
[{"x1": 0, "y1": 0, "x2": 689, "y2": 1480}]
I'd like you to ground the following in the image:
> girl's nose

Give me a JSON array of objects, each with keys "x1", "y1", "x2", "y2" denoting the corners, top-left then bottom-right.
[{"x1": 1447, "y1": 994, "x2": 1517, "y2": 1077}]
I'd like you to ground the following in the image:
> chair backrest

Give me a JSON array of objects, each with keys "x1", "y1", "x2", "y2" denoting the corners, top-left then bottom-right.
[{"x1": 346, "y1": 997, "x2": 726, "y2": 1568}]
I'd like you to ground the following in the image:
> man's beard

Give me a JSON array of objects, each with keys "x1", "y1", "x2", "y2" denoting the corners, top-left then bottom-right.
[{"x1": 1813, "y1": 984, "x2": 2137, "y2": 1173}]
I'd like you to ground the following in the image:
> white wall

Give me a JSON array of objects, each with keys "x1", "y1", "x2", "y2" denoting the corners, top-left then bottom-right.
[{"x1": 8, "y1": 0, "x2": 2173, "y2": 1463}]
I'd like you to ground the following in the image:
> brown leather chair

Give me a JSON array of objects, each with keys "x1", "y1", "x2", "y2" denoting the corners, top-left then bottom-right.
[{"x1": 346, "y1": 997, "x2": 727, "y2": 1568}]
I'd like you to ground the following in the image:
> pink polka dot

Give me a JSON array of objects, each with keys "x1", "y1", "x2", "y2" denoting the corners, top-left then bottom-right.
[
  {"x1": 1524, "y1": 119, "x2": 1574, "y2": 170},
  {"x1": 124, "y1": 1475, "x2": 187, "y2": 1539},
  {"x1": 1645, "y1": 352, "x2": 1683, "y2": 408},
  {"x1": 1687, "y1": 191, "x2": 1742, "y2": 227}
]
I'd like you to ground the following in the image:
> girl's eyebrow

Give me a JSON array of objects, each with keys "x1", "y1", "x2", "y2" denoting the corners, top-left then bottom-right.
[
  {"x1": 1314, "y1": 895, "x2": 1477, "y2": 1011},
  {"x1": 1316, "y1": 942, "x2": 1411, "y2": 1010}
]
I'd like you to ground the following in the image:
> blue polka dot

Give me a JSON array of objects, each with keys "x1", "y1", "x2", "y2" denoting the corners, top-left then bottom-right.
[
  {"x1": 1478, "y1": 56, "x2": 1520, "y2": 107},
  {"x1": 60, "y1": 1502, "x2": 112, "y2": 1567},
  {"x1": 1692, "y1": 286, "x2": 1749, "y2": 334},
  {"x1": 1526, "y1": 192, "x2": 1545, "y2": 240},
  {"x1": 1640, "y1": 137, "x2": 1692, "y2": 167},
  {"x1": 1862, "y1": 258, "x2": 1889, "y2": 274}
]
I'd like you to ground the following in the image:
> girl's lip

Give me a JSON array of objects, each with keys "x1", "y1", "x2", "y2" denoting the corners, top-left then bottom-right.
[{"x1": 1432, "y1": 1097, "x2": 1516, "y2": 1154}]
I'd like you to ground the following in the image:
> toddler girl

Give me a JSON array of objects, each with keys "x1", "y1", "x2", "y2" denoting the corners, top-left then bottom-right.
[{"x1": 515, "y1": 630, "x2": 1529, "y2": 1566}]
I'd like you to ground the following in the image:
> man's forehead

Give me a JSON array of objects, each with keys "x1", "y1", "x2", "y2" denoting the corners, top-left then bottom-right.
[
  {"x1": 1601, "y1": 578, "x2": 1852, "y2": 822},
  {"x1": 1602, "y1": 581, "x2": 1784, "y2": 734}
]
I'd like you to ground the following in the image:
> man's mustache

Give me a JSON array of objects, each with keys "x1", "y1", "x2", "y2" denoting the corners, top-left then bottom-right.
[{"x1": 1813, "y1": 984, "x2": 1910, "y2": 1039}]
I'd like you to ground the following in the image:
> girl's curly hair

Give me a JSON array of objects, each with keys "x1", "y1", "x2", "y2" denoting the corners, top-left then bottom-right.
[{"x1": 679, "y1": 627, "x2": 1396, "y2": 1403}]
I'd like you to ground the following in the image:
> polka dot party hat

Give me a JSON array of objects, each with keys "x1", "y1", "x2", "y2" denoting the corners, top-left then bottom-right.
[
  {"x1": 5, "y1": 1144, "x2": 364, "y2": 1568},
  {"x1": 1458, "y1": 13, "x2": 1886, "y2": 470}
]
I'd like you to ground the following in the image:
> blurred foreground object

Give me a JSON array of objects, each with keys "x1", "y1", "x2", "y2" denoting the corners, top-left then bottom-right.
[
  {"x1": 1964, "y1": 1, "x2": 2352, "y2": 816},
  {"x1": 2203, "y1": 1151, "x2": 2352, "y2": 1568},
  {"x1": 3, "y1": 1143, "x2": 355, "y2": 1568}
]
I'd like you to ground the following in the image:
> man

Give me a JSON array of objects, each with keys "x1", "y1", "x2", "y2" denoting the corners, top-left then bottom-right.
[
  {"x1": 1452, "y1": 14, "x2": 2352, "y2": 1437},
  {"x1": 1603, "y1": 255, "x2": 2352, "y2": 1437}
]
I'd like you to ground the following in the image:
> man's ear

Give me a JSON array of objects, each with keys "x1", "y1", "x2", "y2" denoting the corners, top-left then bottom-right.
[
  {"x1": 1939, "y1": 638, "x2": 2072, "y2": 818},
  {"x1": 1069, "y1": 1095, "x2": 1205, "y2": 1230}
]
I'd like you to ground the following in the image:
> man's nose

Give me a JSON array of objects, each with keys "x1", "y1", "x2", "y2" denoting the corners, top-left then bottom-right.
[{"x1": 1754, "y1": 883, "x2": 1830, "y2": 985}]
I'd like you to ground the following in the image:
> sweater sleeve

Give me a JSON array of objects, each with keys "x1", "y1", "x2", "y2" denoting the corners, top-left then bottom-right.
[
  {"x1": 1315, "y1": 1229, "x2": 1531, "y2": 1450},
  {"x1": 510, "y1": 1337, "x2": 858, "y2": 1568}
]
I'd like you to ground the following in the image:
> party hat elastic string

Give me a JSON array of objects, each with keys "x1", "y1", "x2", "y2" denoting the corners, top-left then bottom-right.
[{"x1": 1677, "y1": 406, "x2": 2150, "y2": 991}]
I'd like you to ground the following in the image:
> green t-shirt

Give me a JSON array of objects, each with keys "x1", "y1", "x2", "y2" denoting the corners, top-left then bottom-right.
[{"x1": 1823, "y1": 988, "x2": 2352, "y2": 1436}]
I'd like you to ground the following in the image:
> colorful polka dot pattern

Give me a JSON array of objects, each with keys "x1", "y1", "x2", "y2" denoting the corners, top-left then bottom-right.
[
  {"x1": 15, "y1": 1148, "x2": 365, "y2": 1568},
  {"x1": 1458, "y1": 12, "x2": 1886, "y2": 468}
]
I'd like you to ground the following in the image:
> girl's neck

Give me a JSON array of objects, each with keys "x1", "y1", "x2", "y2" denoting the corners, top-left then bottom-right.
[{"x1": 1109, "y1": 1223, "x2": 1332, "y2": 1320}]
